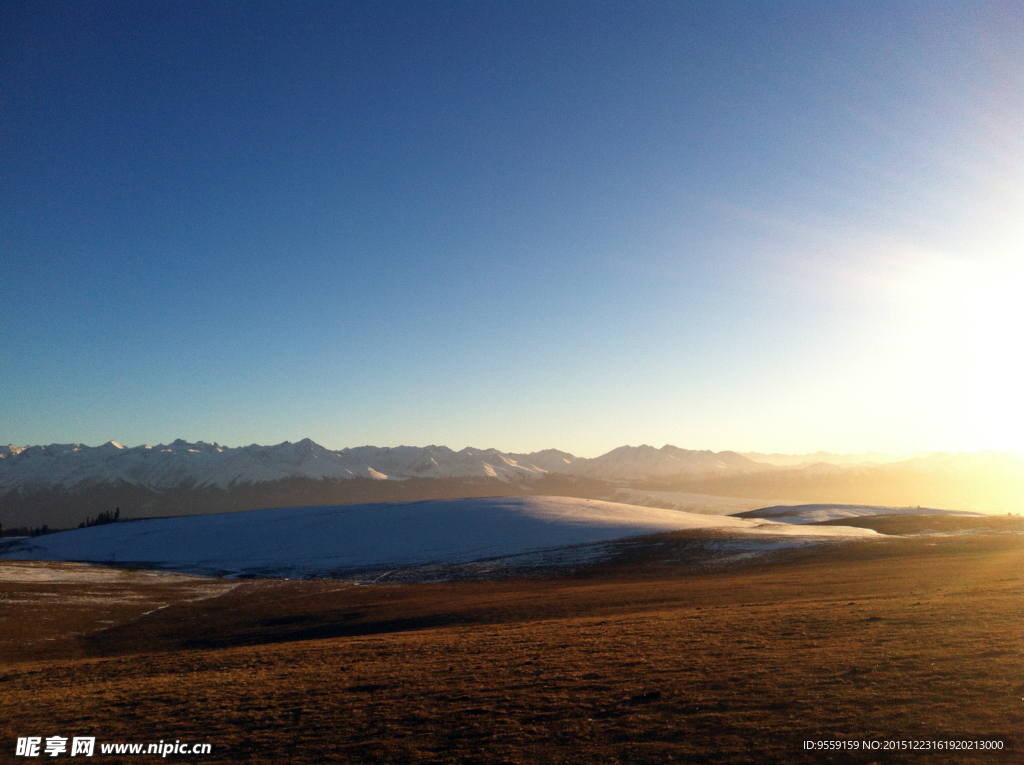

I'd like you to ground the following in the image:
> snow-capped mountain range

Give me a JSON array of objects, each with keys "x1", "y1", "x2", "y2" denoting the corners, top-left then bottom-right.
[
  {"x1": 0, "y1": 439, "x2": 764, "y2": 493},
  {"x1": 3, "y1": 440, "x2": 1023, "y2": 529}
]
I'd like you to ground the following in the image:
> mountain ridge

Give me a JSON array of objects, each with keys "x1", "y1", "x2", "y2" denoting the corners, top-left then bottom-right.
[
  {"x1": 3, "y1": 440, "x2": 1023, "y2": 528},
  {"x1": 0, "y1": 439, "x2": 769, "y2": 494}
]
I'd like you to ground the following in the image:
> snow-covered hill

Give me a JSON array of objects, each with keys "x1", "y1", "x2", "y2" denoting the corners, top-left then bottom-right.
[
  {"x1": 733, "y1": 503, "x2": 982, "y2": 524},
  {"x1": 0, "y1": 496, "x2": 875, "y2": 578}
]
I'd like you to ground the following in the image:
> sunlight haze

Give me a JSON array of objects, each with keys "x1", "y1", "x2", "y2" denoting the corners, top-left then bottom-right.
[{"x1": 2, "y1": 1, "x2": 1021, "y2": 457}]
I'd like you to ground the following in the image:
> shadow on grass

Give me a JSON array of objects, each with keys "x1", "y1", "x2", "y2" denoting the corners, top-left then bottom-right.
[
  {"x1": 78, "y1": 602, "x2": 480, "y2": 656},
  {"x1": 177, "y1": 613, "x2": 470, "y2": 650}
]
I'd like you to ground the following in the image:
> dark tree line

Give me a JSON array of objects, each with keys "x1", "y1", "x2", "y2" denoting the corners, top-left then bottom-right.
[
  {"x1": 78, "y1": 507, "x2": 120, "y2": 528},
  {"x1": 0, "y1": 523, "x2": 55, "y2": 537},
  {"x1": 0, "y1": 507, "x2": 121, "y2": 537}
]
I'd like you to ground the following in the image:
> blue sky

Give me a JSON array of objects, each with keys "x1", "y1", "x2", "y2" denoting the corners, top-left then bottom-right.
[{"x1": 2, "y1": 1, "x2": 1022, "y2": 455}]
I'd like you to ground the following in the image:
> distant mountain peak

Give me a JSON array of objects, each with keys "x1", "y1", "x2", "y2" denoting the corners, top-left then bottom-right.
[{"x1": 0, "y1": 439, "x2": 776, "y2": 495}]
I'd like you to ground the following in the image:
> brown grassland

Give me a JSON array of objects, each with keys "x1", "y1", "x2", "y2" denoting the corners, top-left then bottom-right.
[{"x1": 1, "y1": 515, "x2": 1022, "y2": 764}]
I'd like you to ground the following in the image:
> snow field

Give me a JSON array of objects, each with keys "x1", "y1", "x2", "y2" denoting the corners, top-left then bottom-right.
[{"x1": 0, "y1": 496, "x2": 875, "y2": 578}]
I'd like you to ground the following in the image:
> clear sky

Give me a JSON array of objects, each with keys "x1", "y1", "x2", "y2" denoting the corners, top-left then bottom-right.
[{"x1": 2, "y1": 1, "x2": 1021, "y2": 456}]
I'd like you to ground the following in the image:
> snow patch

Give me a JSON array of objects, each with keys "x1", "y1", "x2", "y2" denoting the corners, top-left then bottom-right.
[
  {"x1": 0, "y1": 496, "x2": 876, "y2": 578},
  {"x1": 734, "y1": 503, "x2": 983, "y2": 524}
]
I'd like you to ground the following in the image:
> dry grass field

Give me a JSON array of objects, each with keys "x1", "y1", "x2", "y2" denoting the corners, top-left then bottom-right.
[{"x1": 2, "y1": 516, "x2": 1022, "y2": 764}]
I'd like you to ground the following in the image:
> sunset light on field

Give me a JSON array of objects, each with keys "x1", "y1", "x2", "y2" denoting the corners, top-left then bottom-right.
[{"x1": 4, "y1": 7, "x2": 1024, "y2": 760}]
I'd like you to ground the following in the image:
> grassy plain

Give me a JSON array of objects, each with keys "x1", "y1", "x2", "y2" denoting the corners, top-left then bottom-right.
[{"x1": 2, "y1": 516, "x2": 1022, "y2": 764}]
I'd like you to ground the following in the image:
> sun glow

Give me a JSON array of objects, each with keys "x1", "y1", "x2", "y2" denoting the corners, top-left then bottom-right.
[
  {"x1": 968, "y1": 275, "x2": 1024, "y2": 449},
  {"x1": 855, "y1": 251, "x2": 1024, "y2": 453}
]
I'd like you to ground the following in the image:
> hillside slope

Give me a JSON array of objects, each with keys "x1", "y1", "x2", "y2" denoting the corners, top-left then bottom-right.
[{"x1": 0, "y1": 496, "x2": 874, "y2": 578}]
